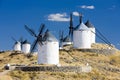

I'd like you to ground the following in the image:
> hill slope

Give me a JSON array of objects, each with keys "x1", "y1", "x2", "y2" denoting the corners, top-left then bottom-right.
[{"x1": 0, "y1": 43, "x2": 120, "y2": 80}]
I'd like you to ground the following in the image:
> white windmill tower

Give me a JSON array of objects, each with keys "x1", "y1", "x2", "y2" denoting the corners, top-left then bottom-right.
[
  {"x1": 73, "y1": 13, "x2": 91, "y2": 49},
  {"x1": 25, "y1": 24, "x2": 59, "y2": 65},
  {"x1": 85, "y1": 20, "x2": 96, "y2": 44},
  {"x1": 14, "y1": 42, "x2": 21, "y2": 51},
  {"x1": 12, "y1": 37, "x2": 21, "y2": 51},
  {"x1": 22, "y1": 40, "x2": 31, "y2": 54}
]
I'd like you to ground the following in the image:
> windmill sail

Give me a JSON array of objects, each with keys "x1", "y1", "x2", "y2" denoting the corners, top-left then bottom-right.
[{"x1": 24, "y1": 24, "x2": 45, "y2": 53}]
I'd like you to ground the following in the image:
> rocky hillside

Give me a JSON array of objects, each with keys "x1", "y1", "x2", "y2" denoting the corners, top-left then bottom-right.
[{"x1": 0, "y1": 43, "x2": 120, "y2": 80}]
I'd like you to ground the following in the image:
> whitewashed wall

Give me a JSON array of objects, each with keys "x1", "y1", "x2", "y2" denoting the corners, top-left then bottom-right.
[
  {"x1": 22, "y1": 43, "x2": 31, "y2": 54},
  {"x1": 73, "y1": 30, "x2": 91, "y2": 49},
  {"x1": 38, "y1": 41, "x2": 59, "y2": 65},
  {"x1": 14, "y1": 42, "x2": 21, "y2": 51}
]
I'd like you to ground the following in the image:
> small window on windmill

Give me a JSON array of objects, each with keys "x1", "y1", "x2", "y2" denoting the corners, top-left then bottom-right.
[{"x1": 79, "y1": 29, "x2": 85, "y2": 31}]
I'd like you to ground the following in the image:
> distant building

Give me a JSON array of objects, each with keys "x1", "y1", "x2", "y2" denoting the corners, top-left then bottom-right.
[
  {"x1": 14, "y1": 41, "x2": 21, "y2": 51},
  {"x1": 85, "y1": 20, "x2": 96, "y2": 44},
  {"x1": 22, "y1": 40, "x2": 31, "y2": 54}
]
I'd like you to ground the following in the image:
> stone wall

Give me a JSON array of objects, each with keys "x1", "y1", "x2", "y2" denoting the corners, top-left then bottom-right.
[
  {"x1": 75, "y1": 49, "x2": 116, "y2": 55},
  {"x1": 15, "y1": 66, "x2": 92, "y2": 73}
]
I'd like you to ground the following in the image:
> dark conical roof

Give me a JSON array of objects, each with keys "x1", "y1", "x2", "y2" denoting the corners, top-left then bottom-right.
[
  {"x1": 22, "y1": 40, "x2": 30, "y2": 44},
  {"x1": 15, "y1": 41, "x2": 21, "y2": 44},
  {"x1": 63, "y1": 35, "x2": 71, "y2": 42},
  {"x1": 43, "y1": 31, "x2": 58, "y2": 42},
  {"x1": 75, "y1": 22, "x2": 90, "y2": 30},
  {"x1": 85, "y1": 20, "x2": 94, "y2": 28}
]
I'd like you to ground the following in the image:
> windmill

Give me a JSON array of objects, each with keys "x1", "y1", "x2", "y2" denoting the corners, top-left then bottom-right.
[
  {"x1": 73, "y1": 13, "x2": 92, "y2": 49},
  {"x1": 12, "y1": 37, "x2": 31, "y2": 53},
  {"x1": 25, "y1": 24, "x2": 59, "y2": 65},
  {"x1": 18, "y1": 37, "x2": 31, "y2": 54},
  {"x1": 22, "y1": 39, "x2": 31, "y2": 54},
  {"x1": 12, "y1": 37, "x2": 22, "y2": 52}
]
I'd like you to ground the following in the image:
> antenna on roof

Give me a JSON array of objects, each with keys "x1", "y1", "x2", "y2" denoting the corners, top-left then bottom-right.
[
  {"x1": 69, "y1": 13, "x2": 74, "y2": 41},
  {"x1": 79, "y1": 13, "x2": 83, "y2": 24}
]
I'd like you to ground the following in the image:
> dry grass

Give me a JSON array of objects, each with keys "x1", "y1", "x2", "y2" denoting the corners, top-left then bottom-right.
[
  {"x1": 91, "y1": 43, "x2": 115, "y2": 49},
  {"x1": 0, "y1": 43, "x2": 120, "y2": 80},
  {"x1": 109, "y1": 51, "x2": 120, "y2": 67}
]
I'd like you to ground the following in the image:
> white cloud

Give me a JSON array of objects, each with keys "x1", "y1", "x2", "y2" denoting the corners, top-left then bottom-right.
[
  {"x1": 80, "y1": 5, "x2": 95, "y2": 9},
  {"x1": 48, "y1": 13, "x2": 70, "y2": 21},
  {"x1": 73, "y1": 11, "x2": 79, "y2": 16}
]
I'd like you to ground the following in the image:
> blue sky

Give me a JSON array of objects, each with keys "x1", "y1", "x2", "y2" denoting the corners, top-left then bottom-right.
[{"x1": 0, "y1": 0, "x2": 120, "y2": 50}]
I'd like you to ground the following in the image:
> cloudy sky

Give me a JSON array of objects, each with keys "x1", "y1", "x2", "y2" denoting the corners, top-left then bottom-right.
[{"x1": 0, "y1": 0, "x2": 120, "y2": 50}]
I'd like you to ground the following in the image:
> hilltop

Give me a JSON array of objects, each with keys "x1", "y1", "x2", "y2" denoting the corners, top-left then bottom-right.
[{"x1": 0, "y1": 43, "x2": 120, "y2": 80}]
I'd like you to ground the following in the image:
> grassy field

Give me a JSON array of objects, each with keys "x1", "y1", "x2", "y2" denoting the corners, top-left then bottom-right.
[{"x1": 0, "y1": 43, "x2": 120, "y2": 80}]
